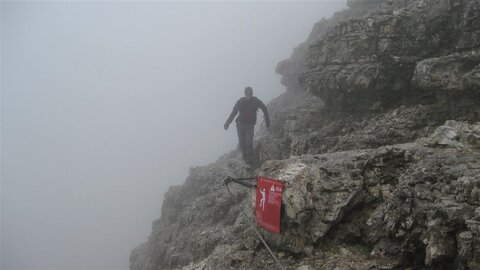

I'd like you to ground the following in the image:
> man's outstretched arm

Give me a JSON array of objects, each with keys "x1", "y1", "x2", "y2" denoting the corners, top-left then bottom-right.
[
  {"x1": 258, "y1": 100, "x2": 270, "y2": 128},
  {"x1": 224, "y1": 100, "x2": 240, "y2": 130}
]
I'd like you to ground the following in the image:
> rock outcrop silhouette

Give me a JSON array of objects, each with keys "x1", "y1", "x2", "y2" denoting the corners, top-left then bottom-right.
[{"x1": 131, "y1": 0, "x2": 480, "y2": 269}]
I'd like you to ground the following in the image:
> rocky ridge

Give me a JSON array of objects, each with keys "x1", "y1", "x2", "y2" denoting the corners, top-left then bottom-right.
[{"x1": 131, "y1": 0, "x2": 480, "y2": 269}]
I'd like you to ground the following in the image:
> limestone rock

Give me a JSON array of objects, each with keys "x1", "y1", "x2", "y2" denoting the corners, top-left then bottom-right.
[
  {"x1": 412, "y1": 50, "x2": 480, "y2": 92},
  {"x1": 131, "y1": 0, "x2": 480, "y2": 269}
]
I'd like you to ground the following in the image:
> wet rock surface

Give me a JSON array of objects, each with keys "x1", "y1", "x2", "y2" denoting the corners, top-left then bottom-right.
[{"x1": 131, "y1": 0, "x2": 480, "y2": 269}]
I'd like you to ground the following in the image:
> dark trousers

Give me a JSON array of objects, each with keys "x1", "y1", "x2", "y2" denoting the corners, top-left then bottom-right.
[{"x1": 236, "y1": 122, "x2": 255, "y2": 165}]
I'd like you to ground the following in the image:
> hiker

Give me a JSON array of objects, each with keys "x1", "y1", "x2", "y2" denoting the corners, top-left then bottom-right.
[{"x1": 224, "y1": 86, "x2": 270, "y2": 166}]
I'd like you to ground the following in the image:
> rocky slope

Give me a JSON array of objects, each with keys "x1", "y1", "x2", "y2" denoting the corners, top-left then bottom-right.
[{"x1": 131, "y1": 0, "x2": 480, "y2": 269}]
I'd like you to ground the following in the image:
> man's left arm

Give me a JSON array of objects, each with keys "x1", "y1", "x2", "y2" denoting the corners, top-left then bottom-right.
[{"x1": 258, "y1": 99, "x2": 270, "y2": 128}]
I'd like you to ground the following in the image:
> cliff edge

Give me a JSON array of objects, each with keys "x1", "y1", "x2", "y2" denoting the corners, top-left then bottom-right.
[{"x1": 131, "y1": 0, "x2": 480, "y2": 269}]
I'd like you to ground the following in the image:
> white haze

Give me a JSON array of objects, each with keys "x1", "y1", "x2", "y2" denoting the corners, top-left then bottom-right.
[{"x1": 1, "y1": 1, "x2": 346, "y2": 269}]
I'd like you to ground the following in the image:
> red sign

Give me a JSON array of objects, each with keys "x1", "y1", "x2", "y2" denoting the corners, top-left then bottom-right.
[{"x1": 256, "y1": 176, "x2": 283, "y2": 233}]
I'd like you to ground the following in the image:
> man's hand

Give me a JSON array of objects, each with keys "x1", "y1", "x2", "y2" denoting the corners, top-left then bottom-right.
[{"x1": 224, "y1": 123, "x2": 229, "y2": 130}]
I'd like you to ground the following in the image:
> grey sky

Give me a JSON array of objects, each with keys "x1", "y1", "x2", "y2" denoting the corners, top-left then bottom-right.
[{"x1": 1, "y1": 1, "x2": 346, "y2": 269}]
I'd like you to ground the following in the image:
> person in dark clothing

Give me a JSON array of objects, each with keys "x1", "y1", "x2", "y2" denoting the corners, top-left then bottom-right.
[{"x1": 224, "y1": 87, "x2": 270, "y2": 166}]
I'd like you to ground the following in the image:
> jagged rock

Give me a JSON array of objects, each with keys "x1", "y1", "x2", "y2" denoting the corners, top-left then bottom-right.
[
  {"x1": 424, "y1": 218, "x2": 456, "y2": 266},
  {"x1": 456, "y1": 231, "x2": 473, "y2": 269},
  {"x1": 132, "y1": 121, "x2": 480, "y2": 269},
  {"x1": 412, "y1": 50, "x2": 480, "y2": 92},
  {"x1": 276, "y1": 6, "x2": 370, "y2": 93},
  {"x1": 424, "y1": 120, "x2": 480, "y2": 148},
  {"x1": 257, "y1": 151, "x2": 370, "y2": 253},
  {"x1": 130, "y1": 151, "x2": 257, "y2": 270},
  {"x1": 131, "y1": 0, "x2": 480, "y2": 269},
  {"x1": 425, "y1": 122, "x2": 464, "y2": 148},
  {"x1": 295, "y1": 265, "x2": 313, "y2": 270},
  {"x1": 298, "y1": 0, "x2": 480, "y2": 112},
  {"x1": 257, "y1": 95, "x2": 479, "y2": 162}
]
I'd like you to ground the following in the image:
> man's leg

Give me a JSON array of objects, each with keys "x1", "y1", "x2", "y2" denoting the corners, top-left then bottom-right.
[
  {"x1": 236, "y1": 123, "x2": 247, "y2": 160},
  {"x1": 244, "y1": 124, "x2": 255, "y2": 165}
]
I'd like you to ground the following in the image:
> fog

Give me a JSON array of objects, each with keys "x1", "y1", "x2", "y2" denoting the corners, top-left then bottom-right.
[{"x1": 1, "y1": 1, "x2": 346, "y2": 269}]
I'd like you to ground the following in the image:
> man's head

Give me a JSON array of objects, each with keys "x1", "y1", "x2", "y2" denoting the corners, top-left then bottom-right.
[{"x1": 244, "y1": 86, "x2": 253, "y2": 97}]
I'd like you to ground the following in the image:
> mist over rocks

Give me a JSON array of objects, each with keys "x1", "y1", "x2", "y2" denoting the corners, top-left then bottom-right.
[{"x1": 131, "y1": 0, "x2": 480, "y2": 269}]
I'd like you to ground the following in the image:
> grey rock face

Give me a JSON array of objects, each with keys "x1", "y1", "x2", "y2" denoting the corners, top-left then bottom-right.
[
  {"x1": 298, "y1": 0, "x2": 480, "y2": 112},
  {"x1": 413, "y1": 50, "x2": 480, "y2": 92},
  {"x1": 257, "y1": 94, "x2": 479, "y2": 164},
  {"x1": 131, "y1": 0, "x2": 480, "y2": 269},
  {"x1": 132, "y1": 121, "x2": 480, "y2": 270}
]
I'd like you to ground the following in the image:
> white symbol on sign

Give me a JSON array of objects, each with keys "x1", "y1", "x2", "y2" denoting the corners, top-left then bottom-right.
[
  {"x1": 270, "y1": 185, "x2": 275, "y2": 192},
  {"x1": 259, "y1": 188, "x2": 266, "y2": 211}
]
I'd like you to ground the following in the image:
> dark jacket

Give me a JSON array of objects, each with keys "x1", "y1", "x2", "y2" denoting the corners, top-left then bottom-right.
[{"x1": 225, "y1": 96, "x2": 270, "y2": 126}]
